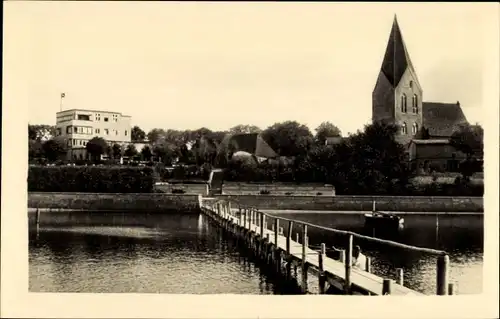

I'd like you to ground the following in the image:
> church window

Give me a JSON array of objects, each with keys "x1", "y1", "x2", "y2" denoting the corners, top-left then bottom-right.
[
  {"x1": 412, "y1": 94, "x2": 418, "y2": 113},
  {"x1": 412, "y1": 123, "x2": 418, "y2": 134},
  {"x1": 409, "y1": 81, "x2": 413, "y2": 88},
  {"x1": 401, "y1": 122, "x2": 407, "y2": 135},
  {"x1": 401, "y1": 94, "x2": 407, "y2": 113}
]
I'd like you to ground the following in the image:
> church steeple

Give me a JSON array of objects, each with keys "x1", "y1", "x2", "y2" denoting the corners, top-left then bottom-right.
[{"x1": 380, "y1": 14, "x2": 418, "y2": 87}]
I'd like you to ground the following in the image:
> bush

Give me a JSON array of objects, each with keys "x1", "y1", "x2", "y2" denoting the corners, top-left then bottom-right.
[{"x1": 28, "y1": 166, "x2": 155, "y2": 193}]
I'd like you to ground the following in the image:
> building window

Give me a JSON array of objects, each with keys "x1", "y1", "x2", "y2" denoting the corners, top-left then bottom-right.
[
  {"x1": 401, "y1": 122, "x2": 407, "y2": 135},
  {"x1": 95, "y1": 114, "x2": 101, "y2": 121},
  {"x1": 104, "y1": 129, "x2": 109, "y2": 135},
  {"x1": 77, "y1": 114, "x2": 91, "y2": 121},
  {"x1": 56, "y1": 128, "x2": 62, "y2": 136},
  {"x1": 68, "y1": 139, "x2": 72, "y2": 147},
  {"x1": 104, "y1": 117, "x2": 109, "y2": 122},
  {"x1": 412, "y1": 123, "x2": 418, "y2": 134},
  {"x1": 125, "y1": 130, "x2": 128, "y2": 136},
  {"x1": 409, "y1": 81, "x2": 413, "y2": 88},
  {"x1": 66, "y1": 126, "x2": 72, "y2": 134},
  {"x1": 73, "y1": 139, "x2": 77, "y2": 145},
  {"x1": 401, "y1": 94, "x2": 407, "y2": 113},
  {"x1": 115, "y1": 130, "x2": 119, "y2": 135},
  {"x1": 95, "y1": 128, "x2": 100, "y2": 134},
  {"x1": 412, "y1": 94, "x2": 418, "y2": 113}
]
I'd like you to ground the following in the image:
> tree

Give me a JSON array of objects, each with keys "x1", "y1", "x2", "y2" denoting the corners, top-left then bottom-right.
[
  {"x1": 124, "y1": 144, "x2": 138, "y2": 158},
  {"x1": 112, "y1": 144, "x2": 122, "y2": 159},
  {"x1": 141, "y1": 145, "x2": 153, "y2": 161},
  {"x1": 86, "y1": 137, "x2": 108, "y2": 161},
  {"x1": 29, "y1": 140, "x2": 43, "y2": 160},
  {"x1": 450, "y1": 123, "x2": 483, "y2": 158},
  {"x1": 328, "y1": 121, "x2": 409, "y2": 194},
  {"x1": 42, "y1": 137, "x2": 67, "y2": 162},
  {"x1": 262, "y1": 121, "x2": 314, "y2": 157},
  {"x1": 153, "y1": 141, "x2": 176, "y2": 165},
  {"x1": 229, "y1": 124, "x2": 262, "y2": 135},
  {"x1": 29, "y1": 124, "x2": 56, "y2": 141},
  {"x1": 315, "y1": 122, "x2": 342, "y2": 145},
  {"x1": 146, "y1": 128, "x2": 166, "y2": 144},
  {"x1": 131, "y1": 126, "x2": 146, "y2": 142}
]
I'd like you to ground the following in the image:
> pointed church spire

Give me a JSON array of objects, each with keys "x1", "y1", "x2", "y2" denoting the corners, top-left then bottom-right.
[{"x1": 379, "y1": 15, "x2": 415, "y2": 88}]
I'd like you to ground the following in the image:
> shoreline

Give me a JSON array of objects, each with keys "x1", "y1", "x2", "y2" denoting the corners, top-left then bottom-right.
[{"x1": 27, "y1": 192, "x2": 483, "y2": 213}]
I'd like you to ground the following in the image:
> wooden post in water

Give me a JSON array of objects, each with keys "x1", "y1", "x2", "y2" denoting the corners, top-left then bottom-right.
[
  {"x1": 396, "y1": 268, "x2": 404, "y2": 286},
  {"x1": 35, "y1": 208, "x2": 41, "y2": 233},
  {"x1": 339, "y1": 250, "x2": 346, "y2": 264},
  {"x1": 344, "y1": 234, "x2": 353, "y2": 294},
  {"x1": 260, "y1": 212, "x2": 265, "y2": 237},
  {"x1": 448, "y1": 283, "x2": 454, "y2": 295},
  {"x1": 318, "y1": 243, "x2": 326, "y2": 294},
  {"x1": 243, "y1": 209, "x2": 247, "y2": 229},
  {"x1": 274, "y1": 218, "x2": 279, "y2": 246},
  {"x1": 436, "y1": 254, "x2": 449, "y2": 295},
  {"x1": 265, "y1": 233, "x2": 270, "y2": 261},
  {"x1": 382, "y1": 279, "x2": 392, "y2": 295},
  {"x1": 365, "y1": 257, "x2": 371, "y2": 273},
  {"x1": 301, "y1": 224, "x2": 308, "y2": 292},
  {"x1": 286, "y1": 221, "x2": 293, "y2": 254}
]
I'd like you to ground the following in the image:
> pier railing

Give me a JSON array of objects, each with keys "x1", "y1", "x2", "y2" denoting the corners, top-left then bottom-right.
[{"x1": 201, "y1": 198, "x2": 454, "y2": 295}]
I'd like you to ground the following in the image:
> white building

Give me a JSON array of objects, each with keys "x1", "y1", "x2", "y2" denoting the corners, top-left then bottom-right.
[{"x1": 55, "y1": 109, "x2": 131, "y2": 160}]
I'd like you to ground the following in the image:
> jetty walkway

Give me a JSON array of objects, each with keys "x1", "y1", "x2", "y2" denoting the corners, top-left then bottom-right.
[{"x1": 199, "y1": 197, "x2": 454, "y2": 296}]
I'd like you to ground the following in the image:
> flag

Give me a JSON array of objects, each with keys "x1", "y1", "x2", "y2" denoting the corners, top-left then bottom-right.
[{"x1": 61, "y1": 93, "x2": 66, "y2": 98}]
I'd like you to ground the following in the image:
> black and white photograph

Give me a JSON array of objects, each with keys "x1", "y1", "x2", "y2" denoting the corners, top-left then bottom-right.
[{"x1": 2, "y1": 1, "x2": 499, "y2": 318}]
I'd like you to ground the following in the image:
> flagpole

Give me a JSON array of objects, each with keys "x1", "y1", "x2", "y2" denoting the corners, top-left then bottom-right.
[{"x1": 60, "y1": 93, "x2": 65, "y2": 112}]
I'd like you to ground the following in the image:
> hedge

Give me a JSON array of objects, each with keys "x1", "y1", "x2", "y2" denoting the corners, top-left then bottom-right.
[{"x1": 28, "y1": 166, "x2": 155, "y2": 193}]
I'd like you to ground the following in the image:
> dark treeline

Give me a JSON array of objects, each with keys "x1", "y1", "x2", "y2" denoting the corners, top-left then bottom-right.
[{"x1": 28, "y1": 120, "x2": 483, "y2": 196}]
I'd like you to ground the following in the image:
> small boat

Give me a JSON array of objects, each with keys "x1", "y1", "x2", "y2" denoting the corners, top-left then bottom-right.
[{"x1": 364, "y1": 201, "x2": 404, "y2": 232}]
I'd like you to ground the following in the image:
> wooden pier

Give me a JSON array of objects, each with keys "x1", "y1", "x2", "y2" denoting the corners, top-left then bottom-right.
[{"x1": 199, "y1": 197, "x2": 454, "y2": 296}]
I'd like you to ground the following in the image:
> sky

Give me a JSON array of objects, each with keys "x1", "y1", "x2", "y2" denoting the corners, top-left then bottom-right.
[{"x1": 4, "y1": 2, "x2": 495, "y2": 136}]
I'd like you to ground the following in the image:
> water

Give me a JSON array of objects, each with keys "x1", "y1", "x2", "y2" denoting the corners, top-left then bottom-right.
[
  {"x1": 29, "y1": 213, "x2": 299, "y2": 294},
  {"x1": 29, "y1": 211, "x2": 483, "y2": 294}
]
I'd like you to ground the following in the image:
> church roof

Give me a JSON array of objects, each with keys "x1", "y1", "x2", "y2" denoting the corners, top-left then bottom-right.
[
  {"x1": 422, "y1": 102, "x2": 468, "y2": 137},
  {"x1": 380, "y1": 15, "x2": 419, "y2": 88},
  {"x1": 221, "y1": 133, "x2": 279, "y2": 159}
]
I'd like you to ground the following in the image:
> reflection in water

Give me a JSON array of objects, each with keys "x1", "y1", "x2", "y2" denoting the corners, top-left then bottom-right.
[{"x1": 29, "y1": 211, "x2": 483, "y2": 294}]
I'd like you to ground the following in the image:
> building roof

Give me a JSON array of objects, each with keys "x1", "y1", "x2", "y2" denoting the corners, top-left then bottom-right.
[
  {"x1": 56, "y1": 108, "x2": 131, "y2": 117},
  {"x1": 220, "y1": 133, "x2": 278, "y2": 158},
  {"x1": 379, "y1": 15, "x2": 420, "y2": 88},
  {"x1": 422, "y1": 101, "x2": 468, "y2": 137}
]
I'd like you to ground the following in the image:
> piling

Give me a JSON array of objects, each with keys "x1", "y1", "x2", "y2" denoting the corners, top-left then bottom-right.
[
  {"x1": 274, "y1": 218, "x2": 279, "y2": 246},
  {"x1": 339, "y1": 250, "x2": 346, "y2": 264},
  {"x1": 396, "y1": 268, "x2": 404, "y2": 286},
  {"x1": 286, "y1": 221, "x2": 293, "y2": 254},
  {"x1": 301, "y1": 224, "x2": 308, "y2": 292},
  {"x1": 382, "y1": 279, "x2": 392, "y2": 295},
  {"x1": 365, "y1": 257, "x2": 371, "y2": 273},
  {"x1": 35, "y1": 208, "x2": 41, "y2": 231},
  {"x1": 318, "y1": 243, "x2": 326, "y2": 294},
  {"x1": 436, "y1": 254, "x2": 450, "y2": 295},
  {"x1": 344, "y1": 234, "x2": 353, "y2": 294},
  {"x1": 260, "y1": 212, "x2": 265, "y2": 237}
]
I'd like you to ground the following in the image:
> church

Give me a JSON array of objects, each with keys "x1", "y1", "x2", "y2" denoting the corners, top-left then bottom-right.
[{"x1": 372, "y1": 16, "x2": 470, "y2": 172}]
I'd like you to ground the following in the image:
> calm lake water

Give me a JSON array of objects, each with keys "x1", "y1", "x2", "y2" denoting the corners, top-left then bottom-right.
[{"x1": 29, "y1": 211, "x2": 483, "y2": 295}]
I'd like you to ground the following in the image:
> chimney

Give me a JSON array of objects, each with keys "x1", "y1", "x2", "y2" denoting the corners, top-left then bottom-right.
[{"x1": 457, "y1": 101, "x2": 460, "y2": 106}]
